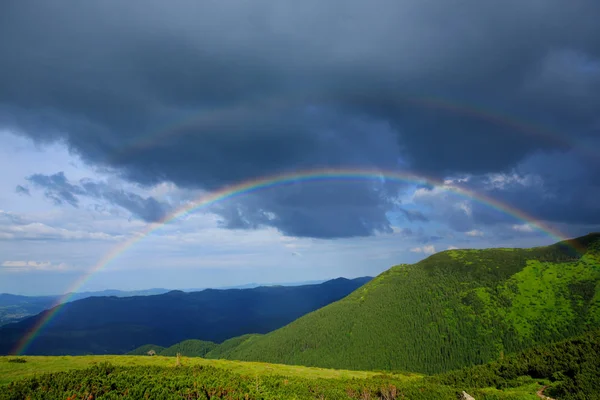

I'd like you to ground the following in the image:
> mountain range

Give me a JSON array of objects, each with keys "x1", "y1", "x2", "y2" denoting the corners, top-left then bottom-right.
[
  {"x1": 0, "y1": 277, "x2": 371, "y2": 355},
  {"x1": 0, "y1": 280, "x2": 329, "y2": 326}
]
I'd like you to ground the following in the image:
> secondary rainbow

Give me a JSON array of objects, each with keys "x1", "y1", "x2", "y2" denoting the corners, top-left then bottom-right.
[
  {"x1": 12, "y1": 168, "x2": 581, "y2": 355},
  {"x1": 112, "y1": 95, "x2": 595, "y2": 162}
]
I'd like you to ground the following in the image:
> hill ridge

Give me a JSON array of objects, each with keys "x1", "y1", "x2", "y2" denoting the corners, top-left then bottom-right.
[{"x1": 221, "y1": 234, "x2": 600, "y2": 374}]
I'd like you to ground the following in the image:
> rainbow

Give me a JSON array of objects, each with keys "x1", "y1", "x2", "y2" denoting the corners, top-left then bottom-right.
[
  {"x1": 12, "y1": 167, "x2": 580, "y2": 355},
  {"x1": 111, "y1": 94, "x2": 595, "y2": 162}
]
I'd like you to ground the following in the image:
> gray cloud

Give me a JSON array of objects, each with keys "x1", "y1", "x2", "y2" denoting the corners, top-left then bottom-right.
[
  {"x1": 15, "y1": 185, "x2": 30, "y2": 196},
  {"x1": 398, "y1": 209, "x2": 429, "y2": 223},
  {"x1": 469, "y1": 150, "x2": 600, "y2": 226},
  {"x1": 26, "y1": 172, "x2": 169, "y2": 222},
  {"x1": 1, "y1": 1, "x2": 600, "y2": 237},
  {"x1": 27, "y1": 172, "x2": 84, "y2": 207},
  {"x1": 212, "y1": 179, "x2": 403, "y2": 238}
]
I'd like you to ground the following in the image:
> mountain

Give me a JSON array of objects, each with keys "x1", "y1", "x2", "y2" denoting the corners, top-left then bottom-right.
[
  {"x1": 0, "y1": 282, "x2": 327, "y2": 326},
  {"x1": 125, "y1": 344, "x2": 165, "y2": 356},
  {"x1": 221, "y1": 234, "x2": 600, "y2": 374},
  {"x1": 159, "y1": 339, "x2": 217, "y2": 357},
  {"x1": 128, "y1": 339, "x2": 217, "y2": 357},
  {"x1": 0, "y1": 289, "x2": 171, "y2": 326},
  {"x1": 0, "y1": 294, "x2": 58, "y2": 326},
  {"x1": 205, "y1": 334, "x2": 263, "y2": 359},
  {"x1": 0, "y1": 277, "x2": 372, "y2": 356},
  {"x1": 66, "y1": 288, "x2": 171, "y2": 301},
  {"x1": 183, "y1": 279, "x2": 328, "y2": 291}
]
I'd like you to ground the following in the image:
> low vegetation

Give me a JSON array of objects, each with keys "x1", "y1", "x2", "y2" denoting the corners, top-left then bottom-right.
[
  {"x1": 2, "y1": 330, "x2": 599, "y2": 398},
  {"x1": 0, "y1": 358, "x2": 529, "y2": 399}
]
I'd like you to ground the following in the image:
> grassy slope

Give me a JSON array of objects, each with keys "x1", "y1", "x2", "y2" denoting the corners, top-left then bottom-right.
[
  {"x1": 224, "y1": 234, "x2": 600, "y2": 374},
  {"x1": 0, "y1": 355, "x2": 421, "y2": 387},
  {"x1": 4, "y1": 329, "x2": 599, "y2": 398},
  {"x1": 0, "y1": 355, "x2": 542, "y2": 399}
]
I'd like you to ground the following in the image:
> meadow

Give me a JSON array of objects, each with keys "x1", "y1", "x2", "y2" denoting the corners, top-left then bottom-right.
[
  {"x1": 0, "y1": 355, "x2": 417, "y2": 386},
  {"x1": 0, "y1": 354, "x2": 547, "y2": 399}
]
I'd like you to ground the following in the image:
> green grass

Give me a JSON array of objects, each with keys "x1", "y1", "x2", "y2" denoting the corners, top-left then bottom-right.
[
  {"x1": 0, "y1": 355, "x2": 421, "y2": 386},
  {"x1": 4, "y1": 328, "x2": 599, "y2": 398},
  {"x1": 0, "y1": 355, "x2": 551, "y2": 399}
]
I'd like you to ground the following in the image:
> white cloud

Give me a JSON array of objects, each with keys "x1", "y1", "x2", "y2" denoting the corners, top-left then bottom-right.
[
  {"x1": 447, "y1": 245, "x2": 459, "y2": 250},
  {"x1": 1, "y1": 260, "x2": 71, "y2": 272},
  {"x1": 465, "y1": 229, "x2": 484, "y2": 237},
  {"x1": 512, "y1": 223, "x2": 534, "y2": 233},
  {"x1": 443, "y1": 176, "x2": 471, "y2": 185},
  {"x1": 0, "y1": 222, "x2": 124, "y2": 241},
  {"x1": 483, "y1": 172, "x2": 542, "y2": 190},
  {"x1": 410, "y1": 245, "x2": 436, "y2": 255},
  {"x1": 456, "y1": 201, "x2": 473, "y2": 217}
]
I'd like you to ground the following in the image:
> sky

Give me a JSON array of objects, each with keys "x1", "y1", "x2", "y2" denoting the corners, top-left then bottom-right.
[{"x1": 1, "y1": 1, "x2": 599, "y2": 295}]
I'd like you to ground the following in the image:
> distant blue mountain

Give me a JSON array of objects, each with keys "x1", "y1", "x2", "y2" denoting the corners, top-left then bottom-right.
[
  {"x1": 0, "y1": 277, "x2": 372, "y2": 355},
  {"x1": 0, "y1": 280, "x2": 330, "y2": 326}
]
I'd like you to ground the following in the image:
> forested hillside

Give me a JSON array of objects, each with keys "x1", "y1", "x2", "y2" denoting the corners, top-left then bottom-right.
[
  {"x1": 432, "y1": 329, "x2": 600, "y2": 399},
  {"x1": 0, "y1": 277, "x2": 371, "y2": 356},
  {"x1": 158, "y1": 340, "x2": 217, "y2": 357},
  {"x1": 223, "y1": 234, "x2": 600, "y2": 374},
  {"x1": 129, "y1": 335, "x2": 264, "y2": 358},
  {"x1": 125, "y1": 344, "x2": 166, "y2": 356},
  {"x1": 205, "y1": 334, "x2": 263, "y2": 359}
]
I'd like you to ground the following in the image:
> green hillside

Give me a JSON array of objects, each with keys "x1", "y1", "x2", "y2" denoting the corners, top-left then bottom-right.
[
  {"x1": 204, "y1": 334, "x2": 263, "y2": 359},
  {"x1": 432, "y1": 329, "x2": 600, "y2": 400},
  {"x1": 223, "y1": 234, "x2": 600, "y2": 374},
  {"x1": 128, "y1": 335, "x2": 262, "y2": 359},
  {"x1": 126, "y1": 344, "x2": 165, "y2": 356},
  {"x1": 159, "y1": 339, "x2": 217, "y2": 357}
]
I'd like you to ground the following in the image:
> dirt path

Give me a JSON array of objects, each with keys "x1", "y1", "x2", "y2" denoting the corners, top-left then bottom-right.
[{"x1": 536, "y1": 386, "x2": 556, "y2": 400}]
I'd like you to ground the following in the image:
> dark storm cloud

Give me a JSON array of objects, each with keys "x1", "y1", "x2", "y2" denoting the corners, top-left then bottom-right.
[
  {"x1": 468, "y1": 149, "x2": 600, "y2": 226},
  {"x1": 2, "y1": 0, "x2": 600, "y2": 236},
  {"x1": 211, "y1": 179, "x2": 402, "y2": 238},
  {"x1": 26, "y1": 172, "x2": 169, "y2": 222}
]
